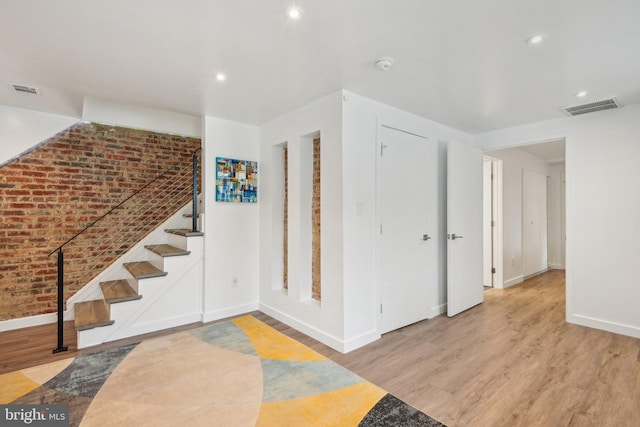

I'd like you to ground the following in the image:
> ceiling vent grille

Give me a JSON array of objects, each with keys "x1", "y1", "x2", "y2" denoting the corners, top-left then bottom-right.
[
  {"x1": 11, "y1": 84, "x2": 40, "y2": 95},
  {"x1": 562, "y1": 97, "x2": 620, "y2": 116}
]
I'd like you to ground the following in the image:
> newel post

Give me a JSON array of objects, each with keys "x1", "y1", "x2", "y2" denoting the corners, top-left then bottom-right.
[{"x1": 53, "y1": 249, "x2": 68, "y2": 354}]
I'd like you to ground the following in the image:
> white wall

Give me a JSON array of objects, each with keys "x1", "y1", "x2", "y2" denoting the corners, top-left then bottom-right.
[
  {"x1": 548, "y1": 164, "x2": 565, "y2": 269},
  {"x1": 0, "y1": 105, "x2": 78, "y2": 165},
  {"x1": 476, "y1": 103, "x2": 640, "y2": 339},
  {"x1": 522, "y1": 169, "x2": 548, "y2": 277},
  {"x1": 259, "y1": 90, "x2": 474, "y2": 352},
  {"x1": 341, "y1": 91, "x2": 473, "y2": 345},
  {"x1": 259, "y1": 91, "x2": 345, "y2": 350},
  {"x1": 202, "y1": 117, "x2": 260, "y2": 322},
  {"x1": 82, "y1": 96, "x2": 202, "y2": 137}
]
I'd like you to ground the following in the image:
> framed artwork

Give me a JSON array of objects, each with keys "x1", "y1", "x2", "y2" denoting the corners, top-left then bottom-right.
[{"x1": 215, "y1": 157, "x2": 258, "y2": 203}]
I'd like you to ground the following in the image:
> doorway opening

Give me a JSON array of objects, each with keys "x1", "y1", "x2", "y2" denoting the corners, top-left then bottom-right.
[{"x1": 483, "y1": 139, "x2": 566, "y2": 289}]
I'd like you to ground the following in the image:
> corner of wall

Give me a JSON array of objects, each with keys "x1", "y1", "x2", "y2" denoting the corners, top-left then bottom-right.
[{"x1": 0, "y1": 105, "x2": 78, "y2": 165}]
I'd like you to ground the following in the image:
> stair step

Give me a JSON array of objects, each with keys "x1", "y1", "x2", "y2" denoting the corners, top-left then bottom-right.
[
  {"x1": 145, "y1": 244, "x2": 190, "y2": 257},
  {"x1": 124, "y1": 261, "x2": 168, "y2": 279},
  {"x1": 100, "y1": 279, "x2": 141, "y2": 304},
  {"x1": 74, "y1": 300, "x2": 114, "y2": 331},
  {"x1": 165, "y1": 228, "x2": 204, "y2": 237}
]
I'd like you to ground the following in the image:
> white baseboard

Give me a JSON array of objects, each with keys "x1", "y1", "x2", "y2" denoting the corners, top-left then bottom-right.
[
  {"x1": 524, "y1": 268, "x2": 550, "y2": 280},
  {"x1": 0, "y1": 312, "x2": 59, "y2": 332},
  {"x1": 428, "y1": 303, "x2": 447, "y2": 319},
  {"x1": 569, "y1": 313, "x2": 640, "y2": 340},
  {"x1": 259, "y1": 303, "x2": 346, "y2": 353},
  {"x1": 202, "y1": 302, "x2": 260, "y2": 324},
  {"x1": 503, "y1": 275, "x2": 524, "y2": 288},
  {"x1": 106, "y1": 312, "x2": 203, "y2": 344},
  {"x1": 342, "y1": 330, "x2": 380, "y2": 353},
  {"x1": 550, "y1": 264, "x2": 565, "y2": 270}
]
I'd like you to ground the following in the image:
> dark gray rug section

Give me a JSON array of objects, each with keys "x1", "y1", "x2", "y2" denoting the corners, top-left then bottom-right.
[
  {"x1": 358, "y1": 394, "x2": 447, "y2": 427},
  {"x1": 44, "y1": 343, "x2": 138, "y2": 398}
]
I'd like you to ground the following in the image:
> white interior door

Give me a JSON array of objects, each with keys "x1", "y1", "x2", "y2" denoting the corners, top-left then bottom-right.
[
  {"x1": 447, "y1": 141, "x2": 483, "y2": 317},
  {"x1": 522, "y1": 169, "x2": 548, "y2": 277},
  {"x1": 379, "y1": 126, "x2": 436, "y2": 334}
]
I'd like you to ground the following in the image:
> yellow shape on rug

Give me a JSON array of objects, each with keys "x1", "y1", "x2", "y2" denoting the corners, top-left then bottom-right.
[
  {"x1": 255, "y1": 381, "x2": 387, "y2": 427},
  {"x1": 0, "y1": 371, "x2": 40, "y2": 403},
  {"x1": 233, "y1": 315, "x2": 324, "y2": 362}
]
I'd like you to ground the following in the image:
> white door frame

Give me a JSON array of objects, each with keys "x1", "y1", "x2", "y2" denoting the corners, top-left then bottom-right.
[{"x1": 483, "y1": 155, "x2": 504, "y2": 289}]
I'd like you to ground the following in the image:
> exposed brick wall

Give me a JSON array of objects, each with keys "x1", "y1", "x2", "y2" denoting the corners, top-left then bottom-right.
[
  {"x1": 0, "y1": 122, "x2": 201, "y2": 320},
  {"x1": 311, "y1": 137, "x2": 321, "y2": 301}
]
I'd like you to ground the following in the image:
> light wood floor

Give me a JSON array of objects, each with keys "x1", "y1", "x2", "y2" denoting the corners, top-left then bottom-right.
[
  {"x1": 257, "y1": 270, "x2": 640, "y2": 427},
  {"x1": 2, "y1": 270, "x2": 639, "y2": 426}
]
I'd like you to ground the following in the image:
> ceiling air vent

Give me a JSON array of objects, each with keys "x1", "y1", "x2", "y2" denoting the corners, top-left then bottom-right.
[
  {"x1": 561, "y1": 97, "x2": 620, "y2": 116},
  {"x1": 11, "y1": 84, "x2": 41, "y2": 96}
]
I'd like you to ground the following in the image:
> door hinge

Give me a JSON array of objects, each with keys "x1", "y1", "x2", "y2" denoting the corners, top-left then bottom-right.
[
  {"x1": 380, "y1": 304, "x2": 383, "y2": 314},
  {"x1": 492, "y1": 267, "x2": 496, "y2": 274},
  {"x1": 380, "y1": 224, "x2": 383, "y2": 234},
  {"x1": 381, "y1": 143, "x2": 388, "y2": 156}
]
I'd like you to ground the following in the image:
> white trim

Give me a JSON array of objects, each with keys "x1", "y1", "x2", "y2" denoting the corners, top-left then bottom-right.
[
  {"x1": 0, "y1": 313, "x2": 59, "y2": 332},
  {"x1": 569, "y1": 314, "x2": 640, "y2": 340},
  {"x1": 201, "y1": 303, "x2": 259, "y2": 324},
  {"x1": 428, "y1": 303, "x2": 447, "y2": 319},
  {"x1": 342, "y1": 330, "x2": 380, "y2": 353},
  {"x1": 77, "y1": 312, "x2": 204, "y2": 349},
  {"x1": 503, "y1": 275, "x2": 524, "y2": 288},
  {"x1": 550, "y1": 264, "x2": 565, "y2": 270},
  {"x1": 259, "y1": 302, "x2": 345, "y2": 353},
  {"x1": 493, "y1": 159, "x2": 504, "y2": 289},
  {"x1": 524, "y1": 267, "x2": 549, "y2": 280}
]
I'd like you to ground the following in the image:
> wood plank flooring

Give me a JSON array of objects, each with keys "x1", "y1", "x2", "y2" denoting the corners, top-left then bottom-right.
[
  {"x1": 2, "y1": 270, "x2": 639, "y2": 426},
  {"x1": 255, "y1": 270, "x2": 640, "y2": 427}
]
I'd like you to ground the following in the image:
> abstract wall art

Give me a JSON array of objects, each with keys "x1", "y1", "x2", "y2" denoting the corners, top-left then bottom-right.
[{"x1": 215, "y1": 157, "x2": 258, "y2": 203}]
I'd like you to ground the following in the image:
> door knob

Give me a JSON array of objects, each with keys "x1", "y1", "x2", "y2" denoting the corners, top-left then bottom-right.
[
  {"x1": 422, "y1": 234, "x2": 431, "y2": 241},
  {"x1": 448, "y1": 233, "x2": 464, "y2": 240}
]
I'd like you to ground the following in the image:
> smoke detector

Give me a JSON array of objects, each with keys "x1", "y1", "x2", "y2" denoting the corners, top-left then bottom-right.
[
  {"x1": 375, "y1": 57, "x2": 394, "y2": 71},
  {"x1": 561, "y1": 97, "x2": 621, "y2": 116},
  {"x1": 10, "y1": 83, "x2": 41, "y2": 96}
]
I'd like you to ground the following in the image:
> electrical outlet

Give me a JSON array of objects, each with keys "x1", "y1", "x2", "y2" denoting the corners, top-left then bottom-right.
[{"x1": 231, "y1": 277, "x2": 238, "y2": 288}]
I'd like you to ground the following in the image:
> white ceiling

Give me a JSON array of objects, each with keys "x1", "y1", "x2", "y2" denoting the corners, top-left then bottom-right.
[{"x1": 2, "y1": 0, "x2": 640, "y2": 134}]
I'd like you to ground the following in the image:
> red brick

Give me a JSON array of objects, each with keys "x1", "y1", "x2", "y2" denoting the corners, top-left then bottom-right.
[{"x1": 0, "y1": 122, "x2": 200, "y2": 320}]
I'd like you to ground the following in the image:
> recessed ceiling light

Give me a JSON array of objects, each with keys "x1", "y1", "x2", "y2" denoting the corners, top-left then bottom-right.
[
  {"x1": 215, "y1": 73, "x2": 227, "y2": 82},
  {"x1": 287, "y1": 7, "x2": 303, "y2": 20},
  {"x1": 525, "y1": 34, "x2": 546, "y2": 45},
  {"x1": 576, "y1": 90, "x2": 588, "y2": 98}
]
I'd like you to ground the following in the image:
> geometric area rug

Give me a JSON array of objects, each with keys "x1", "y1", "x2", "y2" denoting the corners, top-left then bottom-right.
[{"x1": 0, "y1": 315, "x2": 446, "y2": 426}]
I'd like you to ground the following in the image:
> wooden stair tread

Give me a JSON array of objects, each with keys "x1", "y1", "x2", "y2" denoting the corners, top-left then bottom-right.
[
  {"x1": 124, "y1": 261, "x2": 167, "y2": 279},
  {"x1": 145, "y1": 244, "x2": 190, "y2": 257},
  {"x1": 164, "y1": 228, "x2": 203, "y2": 237},
  {"x1": 74, "y1": 300, "x2": 114, "y2": 331},
  {"x1": 100, "y1": 280, "x2": 141, "y2": 304}
]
